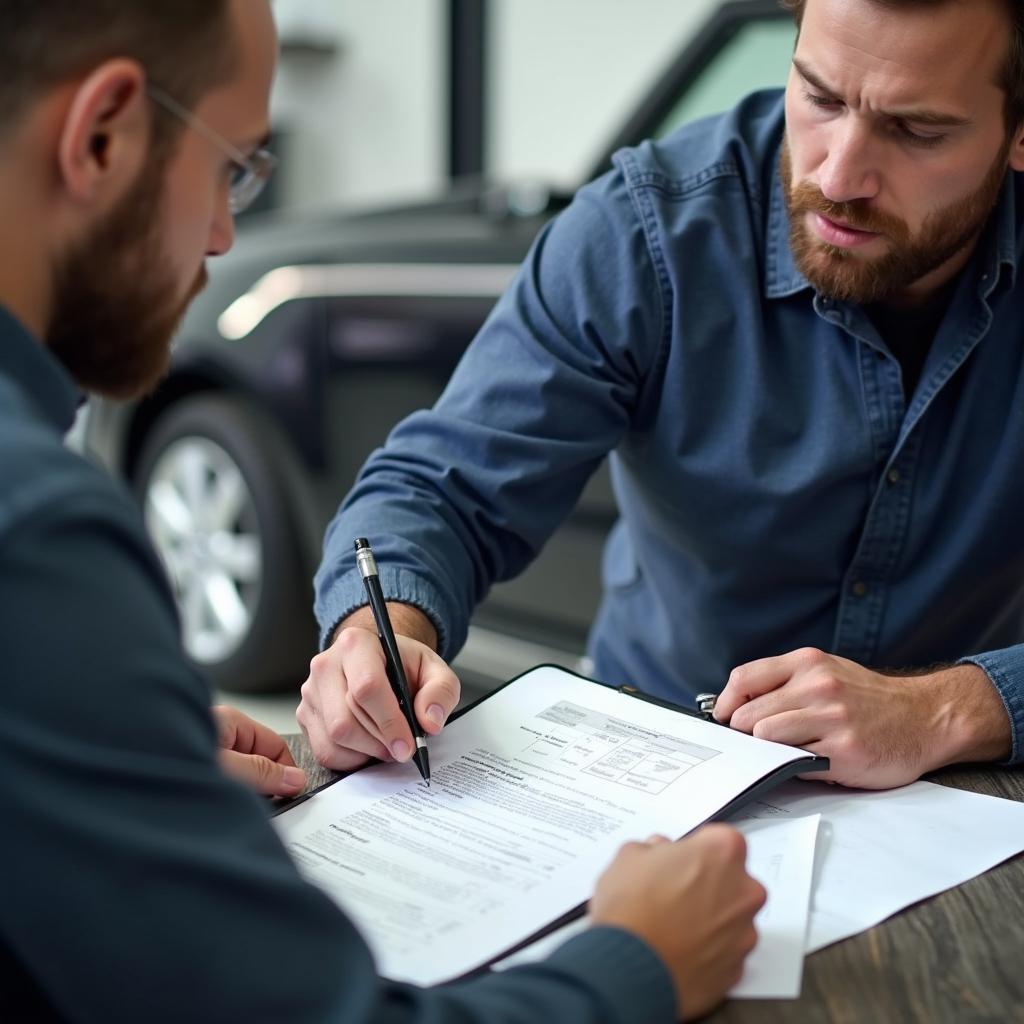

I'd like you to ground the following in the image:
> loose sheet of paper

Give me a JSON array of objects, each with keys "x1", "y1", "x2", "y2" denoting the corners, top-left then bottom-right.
[
  {"x1": 495, "y1": 814, "x2": 821, "y2": 1001},
  {"x1": 730, "y1": 813, "x2": 819, "y2": 998},
  {"x1": 731, "y1": 778, "x2": 1024, "y2": 953},
  {"x1": 271, "y1": 666, "x2": 815, "y2": 985}
]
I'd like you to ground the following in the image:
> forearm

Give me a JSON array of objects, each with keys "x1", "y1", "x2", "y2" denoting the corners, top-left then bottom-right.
[
  {"x1": 336, "y1": 602, "x2": 438, "y2": 651},
  {"x1": 920, "y1": 664, "x2": 1013, "y2": 770},
  {"x1": 416, "y1": 928, "x2": 675, "y2": 1024}
]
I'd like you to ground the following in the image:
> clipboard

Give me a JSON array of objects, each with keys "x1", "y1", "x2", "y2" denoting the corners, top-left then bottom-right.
[
  {"x1": 273, "y1": 662, "x2": 829, "y2": 818},
  {"x1": 272, "y1": 663, "x2": 829, "y2": 982}
]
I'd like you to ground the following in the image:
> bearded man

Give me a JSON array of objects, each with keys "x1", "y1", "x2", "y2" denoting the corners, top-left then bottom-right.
[
  {"x1": 304, "y1": 0, "x2": 1024, "y2": 791},
  {"x1": 0, "y1": 2, "x2": 764, "y2": 1021}
]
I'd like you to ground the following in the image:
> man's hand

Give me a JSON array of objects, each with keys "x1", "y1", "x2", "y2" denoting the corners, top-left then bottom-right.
[
  {"x1": 212, "y1": 705, "x2": 307, "y2": 797},
  {"x1": 590, "y1": 825, "x2": 765, "y2": 1020},
  {"x1": 714, "y1": 648, "x2": 1012, "y2": 789},
  {"x1": 296, "y1": 604, "x2": 460, "y2": 771}
]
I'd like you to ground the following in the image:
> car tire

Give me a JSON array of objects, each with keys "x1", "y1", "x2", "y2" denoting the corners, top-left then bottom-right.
[{"x1": 133, "y1": 394, "x2": 315, "y2": 695}]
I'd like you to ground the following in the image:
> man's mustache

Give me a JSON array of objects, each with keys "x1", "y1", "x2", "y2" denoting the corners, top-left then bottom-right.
[{"x1": 789, "y1": 182, "x2": 909, "y2": 240}]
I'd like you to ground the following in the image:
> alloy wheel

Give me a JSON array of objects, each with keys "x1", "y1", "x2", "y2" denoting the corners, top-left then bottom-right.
[{"x1": 143, "y1": 436, "x2": 263, "y2": 665}]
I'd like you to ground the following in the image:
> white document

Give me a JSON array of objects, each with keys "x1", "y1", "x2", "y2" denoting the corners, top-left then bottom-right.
[
  {"x1": 497, "y1": 775, "x2": 1024, "y2": 996},
  {"x1": 730, "y1": 813, "x2": 819, "y2": 998},
  {"x1": 271, "y1": 666, "x2": 819, "y2": 985},
  {"x1": 495, "y1": 814, "x2": 821, "y2": 1001},
  {"x1": 731, "y1": 778, "x2": 1024, "y2": 952}
]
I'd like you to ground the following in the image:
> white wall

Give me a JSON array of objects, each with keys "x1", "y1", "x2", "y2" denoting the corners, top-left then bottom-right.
[
  {"x1": 270, "y1": 0, "x2": 447, "y2": 212},
  {"x1": 268, "y1": 0, "x2": 724, "y2": 212}
]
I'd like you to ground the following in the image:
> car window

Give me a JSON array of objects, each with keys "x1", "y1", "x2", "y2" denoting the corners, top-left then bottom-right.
[{"x1": 655, "y1": 19, "x2": 796, "y2": 139}]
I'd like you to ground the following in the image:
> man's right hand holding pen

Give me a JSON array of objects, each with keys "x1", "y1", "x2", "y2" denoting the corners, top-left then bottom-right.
[{"x1": 297, "y1": 602, "x2": 458, "y2": 772}]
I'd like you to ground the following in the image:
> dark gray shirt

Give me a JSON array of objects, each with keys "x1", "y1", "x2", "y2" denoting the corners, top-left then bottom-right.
[{"x1": 0, "y1": 305, "x2": 675, "y2": 1024}]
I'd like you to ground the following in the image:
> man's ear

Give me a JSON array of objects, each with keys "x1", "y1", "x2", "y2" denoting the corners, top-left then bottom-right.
[
  {"x1": 1010, "y1": 122, "x2": 1024, "y2": 174},
  {"x1": 56, "y1": 59, "x2": 149, "y2": 209}
]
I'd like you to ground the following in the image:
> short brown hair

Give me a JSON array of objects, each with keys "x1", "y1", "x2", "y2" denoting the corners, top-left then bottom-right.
[
  {"x1": 779, "y1": 0, "x2": 1024, "y2": 133},
  {"x1": 0, "y1": 1, "x2": 237, "y2": 148}
]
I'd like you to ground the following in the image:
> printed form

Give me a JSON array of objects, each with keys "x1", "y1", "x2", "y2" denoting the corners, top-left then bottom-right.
[
  {"x1": 272, "y1": 665, "x2": 816, "y2": 985},
  {"x1": 497, "y1": 813, "x2": 821, "y2": 1000}
]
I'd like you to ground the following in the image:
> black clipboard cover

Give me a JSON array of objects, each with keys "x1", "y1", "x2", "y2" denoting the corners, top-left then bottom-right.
[{"x1": 271, "y1": 662, "x2": 829, "y2": 979}]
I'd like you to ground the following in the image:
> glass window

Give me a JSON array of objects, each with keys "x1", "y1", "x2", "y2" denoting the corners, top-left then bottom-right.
[{"x1": 655, "y1": 20, "x2": 796, "y2": 138}]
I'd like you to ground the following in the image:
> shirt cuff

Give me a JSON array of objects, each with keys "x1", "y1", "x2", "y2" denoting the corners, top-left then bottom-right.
[
  {"x1": 958, "y1": 647, "x2": 1024, "y2": 765},
  {"x1": 315, "y1": 564, "x2": 455, "y2": 656},
  {"x1": 541, "y1": 926, "x2": 677, "y2": 1024}
]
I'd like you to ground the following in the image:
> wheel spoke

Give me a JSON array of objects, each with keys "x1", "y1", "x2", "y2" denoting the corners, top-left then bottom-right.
[
  {"x1": 175, "y1": 444, "x2": 212, "y2": 519},
  {"x1": 202, "y1": 572, "x2": 250, "y2": 639},
  {"x1": 181, "y1": 577, "x2": 208, "y2": 652},
  {"x1": 155, "y1": 544, "x2": 188, "y2": 590},
  {"x1": 145, "y1": 479, "x2": 194, "y2": 541}
]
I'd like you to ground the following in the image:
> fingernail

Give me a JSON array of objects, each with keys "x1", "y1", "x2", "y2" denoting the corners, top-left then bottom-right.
[
  {"x1": 391, "y1": 739, "x2": 410, "y2": 761},
  {"x1": 282, "y1": 766, "x2": 306, "y2": 790},
  {"x1": 427, "y1": 704, "x2": 445, "y2": 727}
]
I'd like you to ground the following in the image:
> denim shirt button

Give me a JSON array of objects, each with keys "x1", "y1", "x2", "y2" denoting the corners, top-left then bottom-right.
[
  {"x1": 887, "y1": 468, "x2": 901, "y2": 485},
  {"x1": 851, "y1": 580, "x2": 869, "y2": 598}
]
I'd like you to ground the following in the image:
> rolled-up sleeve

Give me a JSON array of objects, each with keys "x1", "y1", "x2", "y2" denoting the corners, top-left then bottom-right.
[{"x1": 959, "y1": 646, "x2": 1024, "y2": 764}]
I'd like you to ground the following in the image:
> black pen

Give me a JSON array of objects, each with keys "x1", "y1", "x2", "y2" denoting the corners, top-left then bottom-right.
[{"x1": 354, "y1": 538, "x2": 430, "y2": 784}]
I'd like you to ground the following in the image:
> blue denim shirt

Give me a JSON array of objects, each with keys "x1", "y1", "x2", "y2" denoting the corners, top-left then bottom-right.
[{"x1": 316, "y1": 90, "x2": 1024, "y2": 764}]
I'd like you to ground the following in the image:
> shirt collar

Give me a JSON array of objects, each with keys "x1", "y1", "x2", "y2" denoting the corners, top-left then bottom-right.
[
  {"x1": 764, "y1": 153, "x2": 1022, "y2": 301},
  {"x1": 984, "y1": 168, "x2": 1019, "y2": 293},
  {"x1": 763, "y1": 142, "x2": 811, "y2": 301},
  {"x1": 0, "y1": 304, "x2": 80, "y2": 435}
]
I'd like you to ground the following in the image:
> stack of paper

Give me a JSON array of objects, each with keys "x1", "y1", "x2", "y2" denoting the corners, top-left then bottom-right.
[
  {"x1": 273, "y1": 665, "x2": 1024, "y2": 998},
  {"x1": 500, "y1": 780, "x2": 1024, "y2": 1000},
  {"x1": 274, "y1": 666, "x2": 828, "y2": 986}
]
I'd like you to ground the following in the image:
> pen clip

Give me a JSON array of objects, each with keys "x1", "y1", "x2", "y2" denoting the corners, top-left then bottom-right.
[{"x1": 695, "y1": 692, "x2": 718, "y2": 722}]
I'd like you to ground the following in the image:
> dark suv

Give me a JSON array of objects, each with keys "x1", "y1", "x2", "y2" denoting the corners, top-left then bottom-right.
[{"x1": 83, "y1": 1, "x2": 794, "y2": 696}]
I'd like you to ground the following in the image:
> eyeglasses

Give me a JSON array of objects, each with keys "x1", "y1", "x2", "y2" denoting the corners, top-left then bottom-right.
[{"x1": 146, "y1": 83, "x2": 277, "y2": 214}]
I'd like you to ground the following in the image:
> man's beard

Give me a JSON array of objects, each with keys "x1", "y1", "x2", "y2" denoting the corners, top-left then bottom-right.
[
  {"x1": 46, "y1": 158, "x2": 208, "y2": 400},
  {"x1": 780, "y1": 136, "x2": 1010, "y2": 305}
]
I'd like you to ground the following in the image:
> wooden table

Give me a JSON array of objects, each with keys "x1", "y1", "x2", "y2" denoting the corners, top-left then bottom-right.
[{"x1": 284, "y1": 736, "x2": 1024, "y2": 1023}]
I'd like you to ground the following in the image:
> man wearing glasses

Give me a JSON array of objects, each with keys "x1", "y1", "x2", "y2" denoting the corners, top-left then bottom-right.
[
  {"x1": 0, "y1": 2, "x2": 763, "y2": 1022},
  {"x1": 146, "y1": 82, "x2": 276, "y2": 217}
]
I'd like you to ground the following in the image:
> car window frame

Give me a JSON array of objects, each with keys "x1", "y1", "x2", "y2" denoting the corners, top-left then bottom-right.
[{"x1": 586, "y1": 0, "x2": 792, "y2": 181}]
